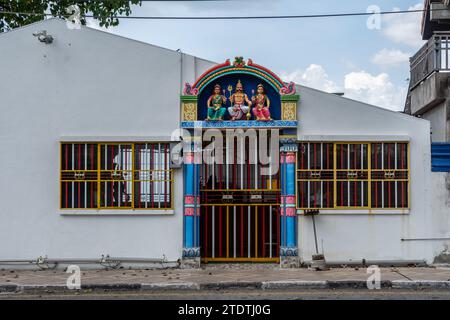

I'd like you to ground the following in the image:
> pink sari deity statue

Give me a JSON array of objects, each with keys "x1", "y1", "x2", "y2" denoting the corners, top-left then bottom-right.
[{"x1": 251, "y1": 84, "x2": 271, "y2": 121}]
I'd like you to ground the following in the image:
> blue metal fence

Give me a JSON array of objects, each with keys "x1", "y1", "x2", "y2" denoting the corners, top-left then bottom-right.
[{"x1": 431, "y1": 143, "x2": 450, "y2": 172}]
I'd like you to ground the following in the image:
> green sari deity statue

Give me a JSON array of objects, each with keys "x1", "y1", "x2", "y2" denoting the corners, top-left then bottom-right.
[{"x1": 206, "y1": 84, "x2": 227, "y2": 121}]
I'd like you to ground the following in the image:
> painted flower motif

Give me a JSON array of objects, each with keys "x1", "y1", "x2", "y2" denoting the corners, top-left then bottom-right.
[
  {"x1": 280, "y1": 82, "x2": 297, "y2": 95},
  {"x1": 183, "y1": 82, "x2": 199, "y2": 96},
  {"x1": 233, "y1": 56, "x2": 245, "y2": 68}
]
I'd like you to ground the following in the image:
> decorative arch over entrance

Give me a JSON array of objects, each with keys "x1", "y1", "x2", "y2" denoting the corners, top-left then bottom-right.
[
  {"x1": 181, "y1": 57, "x2": 300, "y2": 267},
  {"x1": 180, "y1": 57, "x2": 299, "y2": 126},
  {"x1": 193, "y1": 58, "x2": 285, "y2": 94}
]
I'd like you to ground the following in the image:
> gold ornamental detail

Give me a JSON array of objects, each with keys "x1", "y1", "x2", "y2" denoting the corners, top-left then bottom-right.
[
  {"x1": 281, "y1": 102, "x2": 297, "y2": 121},
  {"x1": 182, "y1": 102, "x2": 197, "y2": 121}
]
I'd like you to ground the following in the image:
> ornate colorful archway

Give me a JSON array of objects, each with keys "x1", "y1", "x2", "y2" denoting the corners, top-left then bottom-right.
[
  {"x1": 180, "y1": 57, "x2": 299, "y2": 128},
  {"x1": 181, "y1": 57, "x2": 300, "y2": 268},
  {"x1": 192, "y1": 58, "x2": 285, "y2": 94}
]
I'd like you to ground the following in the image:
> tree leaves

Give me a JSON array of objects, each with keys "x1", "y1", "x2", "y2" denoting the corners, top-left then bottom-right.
[{"x1": 0, "y1": 0, "x2": 141, "y2": 33}]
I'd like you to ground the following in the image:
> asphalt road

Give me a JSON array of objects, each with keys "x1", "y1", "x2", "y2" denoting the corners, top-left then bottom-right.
[{"x1": 2, "y1": 289, "x2": 450, "y2": 300}]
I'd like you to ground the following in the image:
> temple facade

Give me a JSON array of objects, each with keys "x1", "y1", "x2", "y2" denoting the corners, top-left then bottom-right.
[{"x1": 0, "y1": 18, "x2": 448, "y2": 268}]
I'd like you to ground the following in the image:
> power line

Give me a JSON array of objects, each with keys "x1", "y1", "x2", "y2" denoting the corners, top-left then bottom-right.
[
  {"x1": 0, "y1": 8, "x2": 439, "y2": 20},
  {"x1": 64, "y1": 0, "x2": 230, "y2": 1}
]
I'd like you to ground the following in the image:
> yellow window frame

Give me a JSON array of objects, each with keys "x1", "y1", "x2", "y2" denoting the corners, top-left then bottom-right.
[
  {"x1": 60, "y1": 142, "x2": 174, "y2": 210},
  {"x1": 296, "y1": 141, "x2": 410, "y2": 211}
]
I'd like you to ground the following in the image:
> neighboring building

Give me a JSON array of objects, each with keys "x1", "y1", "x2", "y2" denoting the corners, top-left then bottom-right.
[
  {"x1": 406, "y1": 0, "x2": 450, "y2": 142},
  {"x1": 0, "y1": 18, "x2": 448, "y2": 268},
  {"x1": 405, "y1": 1, "x2": 450, "y2": 265}
]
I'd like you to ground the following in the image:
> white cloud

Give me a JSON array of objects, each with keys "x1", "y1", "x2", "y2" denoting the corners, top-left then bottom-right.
[
  {"x1": 371, "y1": 48, "x2": 411, "y2": 67},
  {"x1": 282, "y1": 65, "x2": 407, "y2": 111},
  {"x1": 382, "y1": 3, "x2": 425, "y2": 48},
  {"x1": 344, "y1": 71, "x2": 407, "y2": 111},
  {"x1": 281, "y1": 64, "x2": 341, "y2": 93}
]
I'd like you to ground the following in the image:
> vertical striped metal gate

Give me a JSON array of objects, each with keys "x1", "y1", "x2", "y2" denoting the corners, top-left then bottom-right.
[{"x1": 199, "y1": 134, "x2": 280, "y2": 263}]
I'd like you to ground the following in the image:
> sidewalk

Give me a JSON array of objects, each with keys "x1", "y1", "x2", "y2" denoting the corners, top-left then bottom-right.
[{"x1": 1, "y1": 264, "x2": 450, "y2": 293}]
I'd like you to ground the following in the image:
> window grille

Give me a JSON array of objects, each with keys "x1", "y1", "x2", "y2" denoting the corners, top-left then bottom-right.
[
  {"x1": 61, "y1": 142, "x2": 173, "y2": 210},
  {"x1": 297, "y1": 142, "x2": 409, "y2": 210}
]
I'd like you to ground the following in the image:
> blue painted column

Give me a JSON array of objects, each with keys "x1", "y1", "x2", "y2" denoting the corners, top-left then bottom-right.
[
  {"x1": 182, "y1": 141, "x2": 201, "y2": 260},
  {"x1": 280, "y1": 144, "x2": 298, "y2": 259}
]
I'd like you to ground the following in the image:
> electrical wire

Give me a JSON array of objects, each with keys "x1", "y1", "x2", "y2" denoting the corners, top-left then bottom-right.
[{"x1": 0, "y1": 8, "x2": 440, "y2": 21}]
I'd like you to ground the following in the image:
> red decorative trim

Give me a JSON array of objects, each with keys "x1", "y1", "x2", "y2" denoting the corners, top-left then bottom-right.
[
  {"x1": 286, "y1": 207, "x2": 296, "y2": 217},
  {"x1": 192, "y1": 58, "x2": 285, "y2": 92},
  {"x1": 281, "y1": 152, "x2": 296, "y2": 164},
  {"x1": 285, "y1": 153, "x2": 296, "y2": 164},
  {"x1": 192, "y1": 59, "x2": 231, "y2": 89},
  {"x1": 185, "y1": 196, "x2": 200, "y2": 205},
  {"x1": 280, "y1": 207, "x2": 296, "y2": 217},
  {"x1": 184, "y1": 207, "x2": 200, "y2": 216},
  {"x1": 281, "y1": 196, "x2": 296, "y2": 205},
  {"x1": 247, "y1": 60, "x2": 285, "y2": 88},
  {"x1": 184, "y1": 152, "x2": 195, "y2": 164}
]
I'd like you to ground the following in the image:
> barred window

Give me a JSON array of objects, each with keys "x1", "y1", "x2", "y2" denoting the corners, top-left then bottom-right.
[
  {"x1": 371, "y1": 143, "x2": 409, "y2": 209},
  {"x1": 61, "y1": 142, "x2": 173, "y2": 210},
  {"x1": 297, "y1": 142, "x2": 409, "y2": 210},
  {"x1": 297, "y1": 143, "x2": 334, "y2": 208},
  {"x1": 336, "y1": 143, "x2": 369, "y2": 208}
]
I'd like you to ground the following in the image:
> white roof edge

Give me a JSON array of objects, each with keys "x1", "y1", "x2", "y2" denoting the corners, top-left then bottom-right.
[
  {"x1": 0, "y1": 17, "x2": 62, "y2": 36},
  {"x1": 0, "y1": 17, "x2": 216, "y2": 64},
  {"x1": 294, "y1": 83, "x2": 429, "y2": 124}
]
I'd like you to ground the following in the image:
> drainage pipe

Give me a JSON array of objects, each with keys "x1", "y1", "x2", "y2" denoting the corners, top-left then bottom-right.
[
  {"x1": 0, "y1": 257, "x2": 179, "y2": 266},
  {"x1": 303, "y1": 259, "x2": 428, "y2": 267},
  {"x1": 401, "y1": 238, "x2": 450, "y2": 241}
]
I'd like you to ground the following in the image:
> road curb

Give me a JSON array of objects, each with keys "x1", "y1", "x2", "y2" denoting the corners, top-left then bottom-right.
[
  {"x1": 199, "y1": 281, "x2": 262, "y2": 290},
  {"x1": 0, "y1": 284, "x2": 18, "y2": 293},
  {"x1": 141, "y1": 282, "x2": 200, "y2": 291},
  {"x1": 3, "y1": 280, "x2": 450, "y2": 293},
  {"x1": 327, "y1": 280, "x2": 393, "y2": 289},
  {"x1": 81, "y1": 283, "x2": 142, "y2": 291},
  {"x1": 18, "y1": 284, "x2": 67, "y2": 293},
  {"x1": 13, "y1": 283, "x2": 143, "y2": 293},
  {"x1": 391, "y1": 280, "x2": 450, "y2": 289},
  {"x1": 262, "y1": 280, "x2": 328, "y2": 290}
]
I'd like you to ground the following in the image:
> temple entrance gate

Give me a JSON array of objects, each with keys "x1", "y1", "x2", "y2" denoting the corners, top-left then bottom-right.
[
  {"x1": 180, "y1": 57, "x2": 300, "y2": 267},
  {"x1": 199, "y1": 132, "x2": 280, "y2": 263}
]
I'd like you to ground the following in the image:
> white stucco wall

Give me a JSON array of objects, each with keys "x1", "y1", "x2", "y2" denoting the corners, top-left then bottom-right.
[
  {"x1": 430, "y1": 172, "x2": 450, "y2": 262},
  {"x1": 0, "y1": 19, "x2": 214, "y2": 261},
  {"x1": 297, "y1": 86, "x2": 439, "y2": 263},
  {"x1": 0, "y1": 18, "x2": 443, "y2": 265}
]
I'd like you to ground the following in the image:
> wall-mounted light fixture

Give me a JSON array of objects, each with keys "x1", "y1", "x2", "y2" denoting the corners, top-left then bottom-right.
[{"x1": 32, "y1": 30, "x2": 54, "y2": 44}]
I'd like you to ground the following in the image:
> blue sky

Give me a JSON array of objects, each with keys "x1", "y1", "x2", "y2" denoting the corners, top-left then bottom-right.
[{"x1": 87, "y1": 0, "x2": 425, "y2": 111}]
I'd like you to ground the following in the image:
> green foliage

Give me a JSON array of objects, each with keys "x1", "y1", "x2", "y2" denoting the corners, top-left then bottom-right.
[{"x1": 0, "y1": 0, "x2": 141, "y2": 33}]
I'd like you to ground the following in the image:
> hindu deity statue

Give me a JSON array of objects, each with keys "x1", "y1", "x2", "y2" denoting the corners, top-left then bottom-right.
[
  {"x1": 206, "y1": 84, "x2": 227, "y2": 121},
  {"x1": 228, "y1": 80, "x2": 252, "y2": 121},
  {"x1": 252, "y1": 84, "x2": 271, "y2": 121}
]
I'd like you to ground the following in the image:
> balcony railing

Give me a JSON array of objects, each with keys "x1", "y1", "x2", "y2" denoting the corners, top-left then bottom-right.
[{"x1": 410, "y1": 31, "x2": 450, "y2": 90}]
